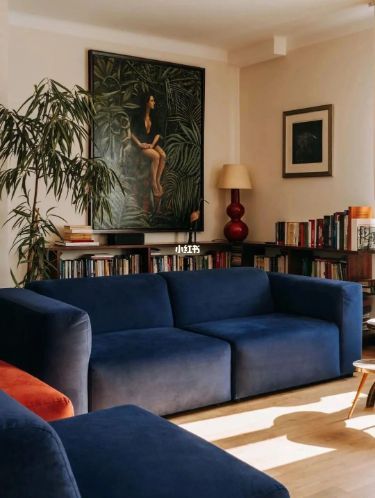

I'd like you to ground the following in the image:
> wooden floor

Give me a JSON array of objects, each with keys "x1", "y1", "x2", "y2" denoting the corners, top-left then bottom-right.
[{"x1": 170, "y1": 339, "x2": 375, "y2": 498}]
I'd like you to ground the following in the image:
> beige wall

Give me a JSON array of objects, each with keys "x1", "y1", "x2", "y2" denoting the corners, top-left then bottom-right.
[
  {"x1": 0, "y1": 0, "x2": 11, "y2": 287},
  {"x1": 1, "y1": 18, "x2": 374, "y2": 286},
  {"x1": 0, "y1": 21, "x2": 240, "y2": 285},
  {"x1": 240, "y1": 29, "x2": 375, "y2": 242}
]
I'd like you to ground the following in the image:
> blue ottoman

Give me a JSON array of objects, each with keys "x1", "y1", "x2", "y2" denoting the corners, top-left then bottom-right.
[{"x1": 0, "y1": 390, "x2": 289, "y2": 498}]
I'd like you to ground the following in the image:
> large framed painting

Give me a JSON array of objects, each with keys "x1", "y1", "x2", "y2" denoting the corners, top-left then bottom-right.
[
  {"x1": 88, "y1": 50, "x2": 205, "y2": 232},
  {"x1": 283, "y1": 104, "x2": 333, "y2": 178}
]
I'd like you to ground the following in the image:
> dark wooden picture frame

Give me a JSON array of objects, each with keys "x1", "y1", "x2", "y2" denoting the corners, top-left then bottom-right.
[
  {"x1": 283, "y1": 104, "x2": 333, "y2": 178},
  {"x1": 88, "y1": 50, "x2": 205, "y2": 232}
]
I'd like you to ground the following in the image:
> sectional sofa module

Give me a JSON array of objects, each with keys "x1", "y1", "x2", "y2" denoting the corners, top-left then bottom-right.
[
  {"x1": 0, "y1": 267, "x2": 362, "y2": 416},
  {"x1": 0, "y1": 391, "x2": 290, "y2": 498}
]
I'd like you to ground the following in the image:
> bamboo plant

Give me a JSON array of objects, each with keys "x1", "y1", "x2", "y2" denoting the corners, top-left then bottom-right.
[{"x1": 0, "y1": 79, "x2": 122, "y2": 286}]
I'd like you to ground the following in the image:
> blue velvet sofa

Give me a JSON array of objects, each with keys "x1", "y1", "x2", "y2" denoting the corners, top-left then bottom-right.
[
  {"x1": 0, "y1": 268, "x2": 362, "y2": 416},
  {"x1": 0, "y1": 390, "x2": 290, "y2": 498}
]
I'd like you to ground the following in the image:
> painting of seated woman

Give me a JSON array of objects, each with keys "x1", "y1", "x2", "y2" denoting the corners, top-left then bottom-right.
[{"x1": 89, "y1": 50, "x2": 205, "y2": 232}]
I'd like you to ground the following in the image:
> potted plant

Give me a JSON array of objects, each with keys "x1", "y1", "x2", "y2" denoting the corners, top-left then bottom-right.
[{"x1": 0, "y1": 79, "x2": 122, "y2": 286}]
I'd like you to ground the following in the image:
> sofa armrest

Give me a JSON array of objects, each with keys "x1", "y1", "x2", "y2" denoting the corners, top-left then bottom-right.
[
  {"x1": 0, "y1": 288, "x2": 91, "y2": 414},
  {"x1": 268, "y1": 272, "x2": 362, "y2": 375},
  {"x1": 0, "y1": 390, "x2": 81, "y2": 498}
]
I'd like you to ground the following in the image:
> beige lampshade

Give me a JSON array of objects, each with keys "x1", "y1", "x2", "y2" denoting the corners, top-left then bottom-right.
[{"x1": 217, "y1": 164, "x2": 252, "y2": 189}]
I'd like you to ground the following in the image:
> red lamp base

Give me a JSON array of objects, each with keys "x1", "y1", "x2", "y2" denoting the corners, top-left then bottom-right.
[
  {"x1": 224, "y1": 220, "x2": 248, "y2": 242},
  {"x1": 223, "y1": 189, "x2": 248, "y2": 242}
]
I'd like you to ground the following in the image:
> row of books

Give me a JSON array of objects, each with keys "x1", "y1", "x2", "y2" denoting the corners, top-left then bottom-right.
[
  {"x1": 253, "y1": 255, "x2": 288, "y2": 273},
  {"x1": 59, "y1": 250, "x2": 233, "y2": 278},
  {"x1": 275, "y1": 206, "x2": 373, "y2": 251},
  {"x1": 59, "y1": 254, "x2": 141, "y2": 279},
  {"x1": 302, "y1": 258, "x2": 347, "y2": 280},
  {"x1": 150, "y1": 251, "x2": 231, "y2": 273},
  {"x1": 253, "y1": 254, "x2": 347, "y2": 280}
]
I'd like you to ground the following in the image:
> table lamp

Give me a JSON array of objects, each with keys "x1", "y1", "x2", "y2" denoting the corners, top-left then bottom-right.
[{"x1": 217, "y1": 163, "x2": 252, "y2": 242}]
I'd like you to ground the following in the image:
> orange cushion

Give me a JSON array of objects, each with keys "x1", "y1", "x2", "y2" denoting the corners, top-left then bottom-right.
[{"x1": 0, "y1": 360, "x2": 74, "y2": 421}]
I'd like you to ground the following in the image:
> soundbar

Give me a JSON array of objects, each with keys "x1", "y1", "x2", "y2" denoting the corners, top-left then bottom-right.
[{"x1": 107, "y1": 233, "x2": 145, "y2": 245}]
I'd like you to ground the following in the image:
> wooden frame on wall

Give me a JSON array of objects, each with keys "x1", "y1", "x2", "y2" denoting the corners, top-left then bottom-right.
[
  {"x1": 88, "y1": 50, "x2": 205, "y2": 232},
  {"x1": 283, "y1": 104, "x2": 333, "y2": 178}
]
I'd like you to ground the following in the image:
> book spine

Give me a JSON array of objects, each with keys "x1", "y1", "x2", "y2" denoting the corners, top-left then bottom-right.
[
  {"x1": 309, "y1": 220, "x2": 315, "y2": 248},
  {"x1": 323, "y1": 216, "x2": 330, "y2": 248},
  {"x1": 317, "y1": 219, "x2": 324, "y2": 248}
]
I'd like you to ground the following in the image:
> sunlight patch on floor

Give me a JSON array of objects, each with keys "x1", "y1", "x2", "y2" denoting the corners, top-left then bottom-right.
[
  {"x1": 180, "y1": 391, "x2": 360, "y2": 441},
  {"x1": 225, "y1": 435, "x2": 334, "y2": 471},
  {"x1": 346, "y1": 413, "x2": 375, "y2": 438}
]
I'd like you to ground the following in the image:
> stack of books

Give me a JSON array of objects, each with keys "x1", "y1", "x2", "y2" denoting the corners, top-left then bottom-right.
[
  {"x1": 55, "y1": 225, "x2": 99, "y2": 247},
  {"x1": 230, "y1": 244, "x2": 243, "y2": 267},
  {"x1": 275, "y1": 206, "x2": 373, "y2": 250}
]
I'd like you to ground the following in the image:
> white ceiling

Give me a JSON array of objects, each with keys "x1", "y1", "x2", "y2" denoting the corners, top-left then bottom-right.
[{"x1": 10, "y1": 0, "x2": 374, "y2": 53}]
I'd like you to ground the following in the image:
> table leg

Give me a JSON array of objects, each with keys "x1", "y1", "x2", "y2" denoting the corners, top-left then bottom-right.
[
  {"x1": 366, "y1": 381, "x2": 375, "y2": 408},
  {"x1": 348, "y1": 372, "x2": 368, "y2": 419}
]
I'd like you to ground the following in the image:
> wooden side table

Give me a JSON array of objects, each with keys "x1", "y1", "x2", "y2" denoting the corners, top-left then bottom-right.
[{"x1": 348, "y1": 359, "x2": 375, "y2": 419}]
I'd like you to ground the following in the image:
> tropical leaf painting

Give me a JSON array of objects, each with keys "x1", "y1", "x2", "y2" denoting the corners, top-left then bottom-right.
[{"x1": 88, "y1": 50, "x2": 205, "y2": 231}]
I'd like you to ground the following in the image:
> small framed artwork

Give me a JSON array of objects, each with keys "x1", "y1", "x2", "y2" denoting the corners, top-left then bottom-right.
[{"x1": 283, "y1": 104, "x2": 333, "y2": 178}]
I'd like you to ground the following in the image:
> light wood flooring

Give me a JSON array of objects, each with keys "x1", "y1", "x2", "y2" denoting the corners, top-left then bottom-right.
[{"x1": 170, "y1": 340, "x2": 375, "y2": 498}]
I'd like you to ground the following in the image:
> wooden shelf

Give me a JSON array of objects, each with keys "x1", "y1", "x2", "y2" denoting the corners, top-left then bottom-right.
[
  {"x1": 47, "y1": 240, "x2": 239, "y2": 278},
  {"x1": 48, "y1": 240, "x2": 232, "y2": 251},
  {"x1": 47, "y1": 240, "x2": 372, "y2": 283},
  {"x1": 49, "y1": 244, "x2": 149, "y2": 251},
  {"x1": 244, "y1": 242, "x2": 361, "y2": 254},
  {"x1": 243, "y1": 241, "x2": 372, "y2": 282}
]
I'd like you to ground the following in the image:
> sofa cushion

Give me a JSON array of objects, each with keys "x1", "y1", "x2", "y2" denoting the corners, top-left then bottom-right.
[
  {"x1": 89, "y1": 327, "x2": 231, "y2": 415},
  {"x1": 187, "y1": 313, "x2": 340, "y2": 399},
  {"x1": 0, "y1": 390, "x2": 81, "y2": 498},
  {"x1": 0, "y1": 360, "x2": 74, "y2": 421},
  {"x1": 52, "y1": 404, "x2": 290, "y2": 498},
  {"x1": 27, "y1": 274, "x2": 173, "y2": 334},
  {"x1": 161, "y1": 267, "x2": 274, "y2": 327}
]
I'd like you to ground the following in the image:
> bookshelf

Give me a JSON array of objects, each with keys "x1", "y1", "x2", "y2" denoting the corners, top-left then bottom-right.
[
  {"x1": 245, "y1": 242, "x2": 372, "y2": 282},
  {"x1": 48, "y1": 240, "x2": 371, "y2": 281},
  {"x1": 48, "y1": 241, "x2": 246, "y2": 279},
  {"x1": 48, "y1": 245, "x2": 147, "y2": 279}
]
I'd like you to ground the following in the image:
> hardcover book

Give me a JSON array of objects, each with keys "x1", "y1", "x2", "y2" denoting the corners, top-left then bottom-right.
[
  {"x1": 348, "y1": 206, "x2": 373, "y2": 250},
  {"x1": 351, "y1": 218, "x2": 375, "y2": 251}
]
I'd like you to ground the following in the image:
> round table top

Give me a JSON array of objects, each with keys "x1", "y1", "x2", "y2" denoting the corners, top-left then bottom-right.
[{"x1": 353, "y1": 359, "x2": 375, "y2": 371}]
